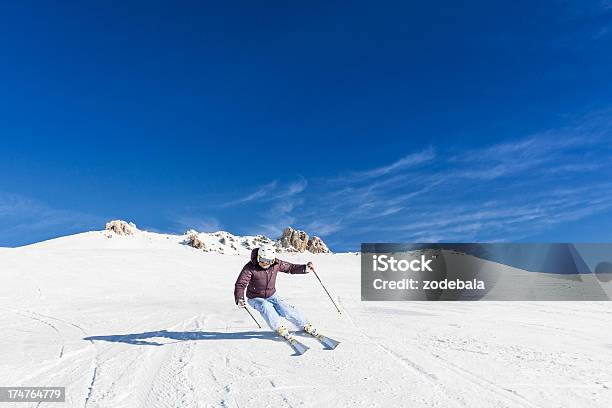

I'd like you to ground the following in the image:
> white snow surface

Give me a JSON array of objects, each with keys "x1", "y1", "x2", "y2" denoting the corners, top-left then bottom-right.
[{"x1": 1, "y1": 230, "x2": 611, "y2": 407}]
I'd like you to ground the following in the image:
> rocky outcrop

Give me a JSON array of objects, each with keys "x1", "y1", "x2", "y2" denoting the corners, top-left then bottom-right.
[
  {"x1": 306, "y1": 236, "x2": 330, "y2": 254},
  {"x1": 278, "y1": 227, "x2": 309, "y2": 252},
  {"x1": 277, "y1": 227, "x2": 331, "y2": 253},
  {"x1": 184, "y1": 231, "x2": 208, "y2": 251},
  {"x1": 105, "y1": 220, "x2": 137, "y2": 236}
]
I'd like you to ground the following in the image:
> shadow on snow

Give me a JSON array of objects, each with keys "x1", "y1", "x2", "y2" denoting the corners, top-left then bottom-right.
[{"x1": 84, "y1": 330, "x2": 280, "y2": 346}]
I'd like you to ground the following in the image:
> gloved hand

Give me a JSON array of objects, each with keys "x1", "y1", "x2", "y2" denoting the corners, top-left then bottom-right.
[
  {"x1": 237, "y1": 299, "x2": 246, "y2": 309},
  {"x1": 306, "y1": 262, "x2": 315, "y2": 273}
]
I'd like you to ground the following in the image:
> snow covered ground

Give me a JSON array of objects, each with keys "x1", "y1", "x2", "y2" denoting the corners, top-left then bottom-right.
[{"x1": 1, "y1": 230, "x2": 611, "y2": 407}]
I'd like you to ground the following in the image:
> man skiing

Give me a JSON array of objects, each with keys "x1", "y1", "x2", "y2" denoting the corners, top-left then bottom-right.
[{"x1": 234, "y1": 245, "x2": 318, "y2": 340}]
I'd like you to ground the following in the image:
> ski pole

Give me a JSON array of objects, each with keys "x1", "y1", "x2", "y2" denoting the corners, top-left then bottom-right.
[
  {"x1": 244, "y1": 306, "x2": 262, "y2": 328},
  {"x1": 312, "y1": 269, "x2": 342, "y2": 314}
]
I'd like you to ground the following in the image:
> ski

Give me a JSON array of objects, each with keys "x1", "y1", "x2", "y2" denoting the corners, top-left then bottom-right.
[
  {"x1": 279, "y1": 334, "x2": 310, "y2": 356},
  {"x1": 304, "y1": 331, "x2": 340, "y2": 350}
]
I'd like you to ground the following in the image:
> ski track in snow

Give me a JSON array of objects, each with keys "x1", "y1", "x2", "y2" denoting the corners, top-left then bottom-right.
[
  {"x1": 1, "y1": 306, "x2": 102, "y2": 407},
  {"x1": 84, "y1": 365, "x2": 98, "y2": 407},
  {"x1": 337, "y1": 296, "x2": 607, "y2": 408},
  {"x1": 140, "y1": 316, "x2": 200, "y2": 408},
  {"x1": 4, "y1": 309, "x2": 66, "y2": 360}
]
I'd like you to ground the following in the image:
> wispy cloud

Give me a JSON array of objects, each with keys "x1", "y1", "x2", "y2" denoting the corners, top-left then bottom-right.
[
  {"x1": 258, "y1": 198, "x2": 304, "y2": 238},
  {"x1": 0, "y1": 193, "x2": 32, "y2": 217},
  {"x1": 343, "y1": 147, "x2": 435, "y2": 181},
  {"x1": 305, "y1": 220, "x2": 343, "y2": 236},
  {"x1": 221, "y1": 177, "x2": 307, "y2": 208},
  {"x1": 0, "y1": 192, "x2": 104, "y2": 246},
  {"x1": 174, "y1": 215, "x2": 222, "y2": 233},
  {"x1": 221, "y1": 181, "x2": 278, "y2": 207},
  {"x1": 283, "y1": 178, "x2": 308, "y2": 196},
  {"x1": 217, "y1": 177, "x2": 309, "y2": 238}
]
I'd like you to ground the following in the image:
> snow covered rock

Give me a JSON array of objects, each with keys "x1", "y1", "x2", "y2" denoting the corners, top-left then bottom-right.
[
  {"x1": 278, "y1": 227, "x2": 309, "y2": 252},
  {"x1": 278, "y1": 227, "x2": 331, "y2": 253},
  {"x1": 184, "y1": 231, "x2": 208, "y2": 251},
  {"x1": 307, "y1": 236, "x2": 330, "y2": 253},
  {"x1": 180, "y1": 230, "x2": 277, "y2": 254},
  {"x1": 105, "y1": 220, "x2": 138, "y2": 236}
]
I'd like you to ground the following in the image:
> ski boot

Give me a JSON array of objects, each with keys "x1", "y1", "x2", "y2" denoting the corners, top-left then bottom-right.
[
  {"x1": 303, "y1": 322, "x2": 319, "y2": 336},
  {"x1": 276, "y1": 325, "x2": 291, "y2": 339}
]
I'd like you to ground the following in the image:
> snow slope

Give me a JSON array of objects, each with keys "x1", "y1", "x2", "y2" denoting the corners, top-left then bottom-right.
[{"x1": 0, "y1": 231, "x2": 611, "y2": 407}]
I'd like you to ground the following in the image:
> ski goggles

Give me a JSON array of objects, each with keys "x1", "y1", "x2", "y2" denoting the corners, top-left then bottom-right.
[{"x1": 257, "y1": 256, "x2": 275, "y2": 265}]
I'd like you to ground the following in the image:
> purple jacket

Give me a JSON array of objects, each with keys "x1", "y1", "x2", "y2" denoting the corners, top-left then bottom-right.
[{"x1": 234, "y1": 248, "x2": 307, "y2": 304}]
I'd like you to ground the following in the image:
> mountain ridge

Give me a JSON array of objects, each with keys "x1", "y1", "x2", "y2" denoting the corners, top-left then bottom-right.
[{"x1": 10, "y1": 220, "x2": 334, "y2": 255}]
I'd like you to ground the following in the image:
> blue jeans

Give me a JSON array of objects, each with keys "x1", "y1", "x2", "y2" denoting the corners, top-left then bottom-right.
[{"x1": 248, "y1": 293, "x2": 308, "y2": 331}]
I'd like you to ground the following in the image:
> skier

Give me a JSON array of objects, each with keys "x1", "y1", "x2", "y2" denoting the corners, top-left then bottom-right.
[{"x1": 234, "y1": 245, "x2": 319, "y2": 340}]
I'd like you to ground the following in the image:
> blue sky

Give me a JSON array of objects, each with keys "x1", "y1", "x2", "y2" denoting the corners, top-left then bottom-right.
[{"x1": 1, "y1": 1, "x2": 612, "y2": 251}]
